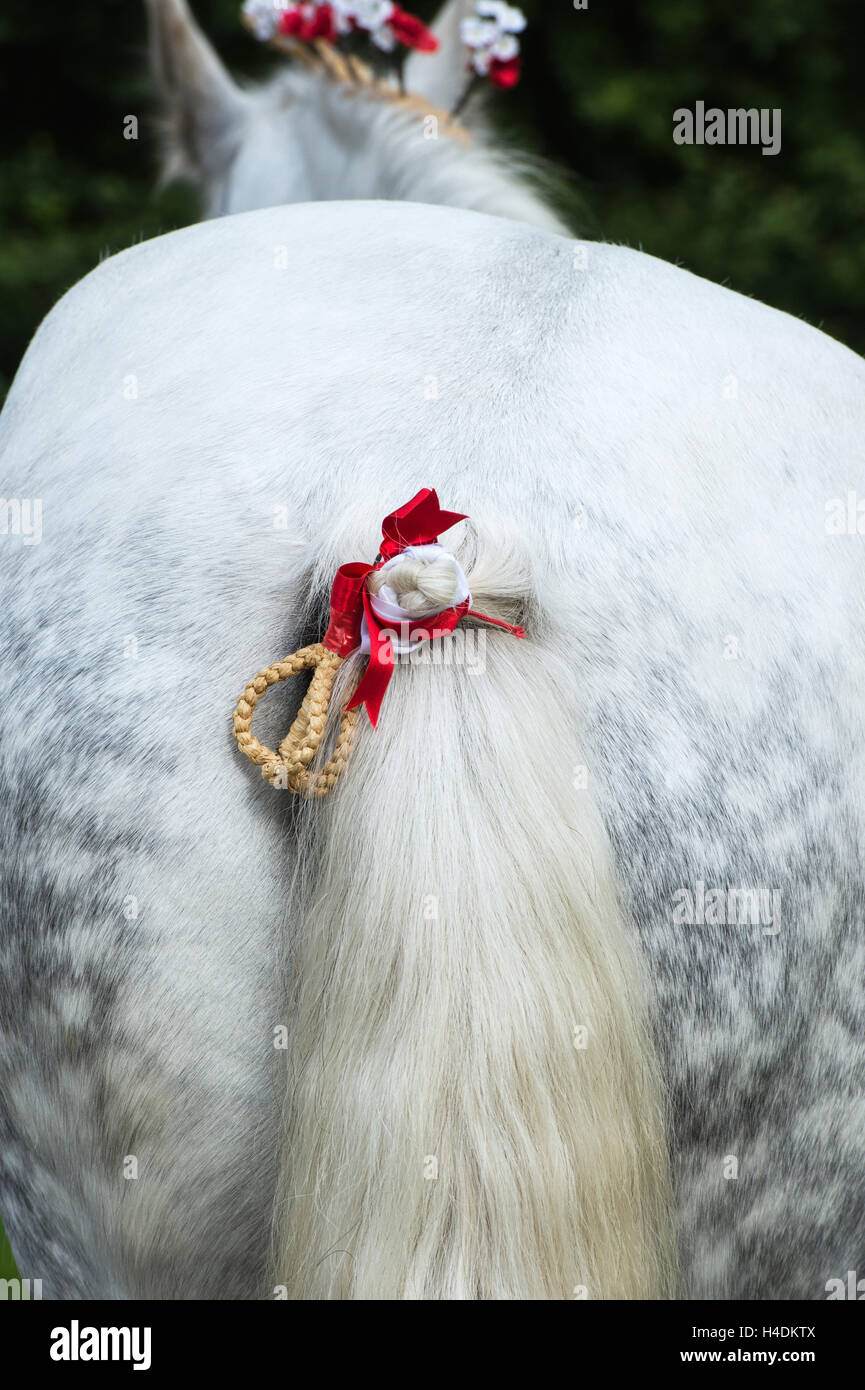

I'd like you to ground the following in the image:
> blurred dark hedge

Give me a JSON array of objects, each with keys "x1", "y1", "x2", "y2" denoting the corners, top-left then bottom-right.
[{"x1": 2, "y1": 0, "x2": 865, "y2": 403}]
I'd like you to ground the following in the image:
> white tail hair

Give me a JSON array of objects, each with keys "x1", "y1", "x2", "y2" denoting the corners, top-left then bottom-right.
[{"x1": 272, "y1": 528, "x2": 677, "y2": 1299}]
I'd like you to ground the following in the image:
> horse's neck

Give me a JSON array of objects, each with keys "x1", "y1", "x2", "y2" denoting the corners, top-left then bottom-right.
[{"x1": 287, "y1": 83, "x2": 569, "y2": 235}]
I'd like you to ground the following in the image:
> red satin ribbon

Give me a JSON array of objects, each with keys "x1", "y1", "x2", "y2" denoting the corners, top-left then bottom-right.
[
  {"x1": 321, "y1": 488, "x2": 523, "y2": 727},
  {"x1": 378, "y1": 488, "x2": 468, "y2": 561}
]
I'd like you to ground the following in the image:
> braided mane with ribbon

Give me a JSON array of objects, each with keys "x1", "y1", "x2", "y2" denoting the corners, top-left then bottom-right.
[
  {"x1": 240, "y1": 2, "x2": 527, "y2": 131},
  {"x1": 232, "y1": 489, "x2": 525, "y2": 796}
]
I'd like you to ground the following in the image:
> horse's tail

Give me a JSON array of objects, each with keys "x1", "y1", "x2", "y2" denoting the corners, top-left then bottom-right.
[{"x1": 273, "y1": 526, "x2": 677, "y2": 1299}]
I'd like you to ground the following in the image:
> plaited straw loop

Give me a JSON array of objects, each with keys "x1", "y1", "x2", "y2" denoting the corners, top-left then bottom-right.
[{"x1": 232, "y1": 643, "x2": 360, "y2": 798}]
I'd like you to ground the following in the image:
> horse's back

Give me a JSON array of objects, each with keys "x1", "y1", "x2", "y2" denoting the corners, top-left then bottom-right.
[{"x1": 2, "y1": 199, "x2": 864, "y2": 1297}]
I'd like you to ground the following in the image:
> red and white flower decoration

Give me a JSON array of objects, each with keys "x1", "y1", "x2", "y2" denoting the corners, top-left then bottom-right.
[
  {"x1": 242, "y1": 0, "x2": 437, "y2": 54},
  {"x1": 337, "y1": 1, "x2": 438, "y2": 52},
  {"x1": 281, "y1": 3, "x2": 339, "y2": 41},
  {"x1": 459, "y1": 1, "x2": 526, "y2": 89}
]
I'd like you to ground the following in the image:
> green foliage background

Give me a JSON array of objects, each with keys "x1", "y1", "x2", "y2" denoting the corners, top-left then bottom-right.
[{"x1": 0, "y1": 0, "x2": 863, "y2": 1278}]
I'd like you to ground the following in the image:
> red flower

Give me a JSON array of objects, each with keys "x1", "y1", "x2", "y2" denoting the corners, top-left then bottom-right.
[
  {"x1": 310, "y1": 4, "x2": 337, "y2": 40},
  {"x1": 487, "y1": 56, "x2": 522, "y2": 89},
  {"x1": 388, "y1": 7, "x2": 439, "y2": 53},
  {"x1": 279, "y1": 5, "x2": 337, "y2": 42},
  {"x1": 278, "y1": 8, "x2": 301, "y2": 36}
]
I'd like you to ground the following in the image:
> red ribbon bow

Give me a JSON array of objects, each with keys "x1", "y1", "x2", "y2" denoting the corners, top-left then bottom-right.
[{"x1": 322, "y1": 488, "x2": 524, "y2": 726}]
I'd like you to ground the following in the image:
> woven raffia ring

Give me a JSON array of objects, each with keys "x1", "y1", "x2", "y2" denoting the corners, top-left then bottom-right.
[{"x1": 232, "y1": 643, "x2": 360, "y2": 798}]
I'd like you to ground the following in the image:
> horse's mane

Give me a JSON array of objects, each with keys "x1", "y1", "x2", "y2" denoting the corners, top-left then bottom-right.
[{"x1": 244, "y1": 23, "x2": 471, "y2": 142}]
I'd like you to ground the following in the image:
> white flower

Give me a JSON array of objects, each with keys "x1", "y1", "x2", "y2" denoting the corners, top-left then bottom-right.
[
  {"x1": 242, "y1": 0, "x2": 283, "y2": 41},
  {"x1": 334, "y1": 1, "x2": 399, "y2": 47},
  {"x1": 331, "y1": 1, "x2": 356, "y2": 35},
  {"x1": 337, "y1": 1, "x2": 404, "y2": 51},
  {"x1": 348, "y1": 0, "x2": 395, "y2": 30},
  {"x1": 462, "y1": 2, "x2": 525, "y2": 77},
  {"x1": 460, "y1": 16, "x2": 499, "y2": 50},
  {"x1": 476, "y1": 1, "x2": 526, "y2": 33},
  {"x1": 490, "y1": 32, "x2": 519, "y2": 62}
]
